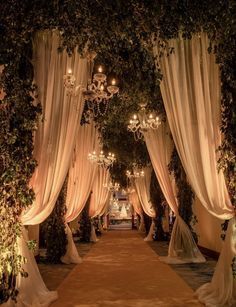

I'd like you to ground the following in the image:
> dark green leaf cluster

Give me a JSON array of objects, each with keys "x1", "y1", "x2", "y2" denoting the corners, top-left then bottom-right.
[
  {"x1": 79, "y1": 194, "x2": 92, "y2": 242},
  {"x1": 168, "y1": 147, "x2": 197, "y2": 242},
  {"x1": 41, "y1": 179, "x2": 68, "y2": 264},
  {"x1": 150, "y1": 169, "x2": 168, "y2": 241}
]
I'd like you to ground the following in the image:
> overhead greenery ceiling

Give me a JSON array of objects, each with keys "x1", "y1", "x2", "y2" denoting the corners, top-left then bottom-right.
[
  {"x1": 0, "y1": 1, "x2": 235, "y2": 300},
  {"x1": 0, "y1": 0, "x2": 235, "y2": 201}
]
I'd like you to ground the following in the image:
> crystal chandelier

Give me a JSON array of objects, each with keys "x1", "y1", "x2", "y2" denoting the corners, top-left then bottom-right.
[
  {"x1": 103, "y1": 181, "x2": 120, "y2": 192},
  {"x1": 126, "y1": 169, "x2": 145, "y2": 179},
  {"x1": 63, "y1": 68, "x2": 86, "y2": 97},
  {"x1": 63, "y1": 51, "x2": 97, "y2": 97},
  {"x1": 83, "y1": 66, "x2": 119, "y2": 117},
  {"x1": 88, "y1": 150, "x2": 116, "y2": 167},
  {"x1": 63, "y1": 68, "x2": 77, "y2": 96},
  {"x1": 127, "y1": 103, "x2": 161, "y2": 140}
]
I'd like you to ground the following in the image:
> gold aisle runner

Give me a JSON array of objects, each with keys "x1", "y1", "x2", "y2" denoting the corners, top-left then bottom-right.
[{"x1": 51, "y1": 230, "x2": 202, "y2": 307}]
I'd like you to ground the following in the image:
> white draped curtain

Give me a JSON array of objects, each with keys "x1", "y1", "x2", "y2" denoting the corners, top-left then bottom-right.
[
  {"x1": 135, "y1": 166, "x2": 156, "y2": 241},
  {"x1": 155, "y1": 32, "x2": 235, "y2": 307},
  {"x1": 89, "y1": 167, "x2": 110, "y2": 242},
  {"x1": 7, "y1": 30, "x2": 88, "y2": 307},
  {"x1": 143, "y1": 123, "x2": 205, "y2": 264},
  {"x1": 61, "y1": 122, "x2": 99, "y2": 264},
  {"x1": 23, "y1": 30, "x2": 88, "y2": 224},
  {"x1": 129, "y1": 189, "x2": 145, "y2": 232}
]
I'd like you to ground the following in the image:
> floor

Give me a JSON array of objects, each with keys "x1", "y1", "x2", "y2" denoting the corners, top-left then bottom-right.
[
  {"x1": 148, "y1": 241, "x2": 216, "y2": 291},
  {"x1": 43, "y1": 230, "x2": 204, "y2": 307},
  {"x1": 38, "y1": 240, "x2": 93, "y2": 290}
]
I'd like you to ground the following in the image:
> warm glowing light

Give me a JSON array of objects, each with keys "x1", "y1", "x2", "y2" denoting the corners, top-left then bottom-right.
[
  {"x1": 100, "y1": 84, "x2": 104, "y2": 91},
  {"x1": 111, "y1": 79, "x2": 116, "y2": 86},
  {"x1": 98, "y1": 66, "x2": 103, "y2": 73},
  {"x1": 149, "y1": 114, "x2": 153, "y2": 119},
  {"x1": 133, "y1": 114, "x2": 137, "y2": 120},
  {"x1": 68, "y1": 68, "x2": 72, "y2": 74}
]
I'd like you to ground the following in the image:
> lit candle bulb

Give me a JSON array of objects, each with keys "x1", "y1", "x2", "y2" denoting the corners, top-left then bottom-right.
[
  {"x1": 133, "y1": 114, "x2": 137, "y2": 120},
  {"x1": 156, "y1": 116, "x2": 159, "y2": 121},
  {"x1": 149, "y1": 114, "x2": 153, "y2": 119},
  {"x1": 111, "y1": 79, "x2": 116, "y2": 86},
  {"x1": 98, "y1": 66, "x2": 103, "y2": 73},
  {"x1": 100, "y1": 84, "x2": 104, "y2": 91},
  {"x1": 68, "y1": 68, "x2": 72, "y2": 74}
]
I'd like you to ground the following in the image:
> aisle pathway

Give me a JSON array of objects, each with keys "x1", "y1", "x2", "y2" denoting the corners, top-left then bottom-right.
[{"x1": 51, "y1": 230, "x2": 202, "y2": 307}]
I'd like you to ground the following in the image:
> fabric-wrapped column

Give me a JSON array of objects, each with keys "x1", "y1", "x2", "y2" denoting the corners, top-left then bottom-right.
[
  {"x1": 156, "y1": 32, "x2": 235, "y2": 306},
  {"x1": 134, "y1": 167, "x2": 156, "y2": 241}
]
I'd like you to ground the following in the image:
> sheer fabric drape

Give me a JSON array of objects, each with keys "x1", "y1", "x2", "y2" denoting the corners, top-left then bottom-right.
[
  {"x1": 22, "y1": 31, "x2": 87, "y2": 306},
  {"x1": 61, "y1": 122, "x2": 99, "y2": 263},
  {"x1": 8, "y1": 30, "x2": 88, "y2": 306},
  {"x1": 129, "y1": 190, "x2": 145, "y2": 232},
  {"x1": 23, "y1": 30, "x2": 88, "y2": 224},
  {"x1": 66, "y1": 122, "x2": 99, "y2": 222},
  {"x1": 3, "y1": 228, "x2": 57, "y2": 307},
  {"x1": 155, "y1": 32, "x2": 235, "y2": 306},
  {"x1": 135, "y1": 167, "x2": 155, "y2": 241},
  {"x1": 89, "y1": 167, "x2": 110, "y2": 218},
  {"x1": 143, "y1": 123, "x2": 205, "y2": 263},
  {"x1": 89, "y1": 167, "x2": 110, "y2": 242}
]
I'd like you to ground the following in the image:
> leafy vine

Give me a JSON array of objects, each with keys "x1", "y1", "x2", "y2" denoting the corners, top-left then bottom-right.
[
  {"x1": 168, "y1": 147, "x2": 197, "y2": 242},
  {"x1": 41, "y1": 178, "x2": 68, "y2": 263}
]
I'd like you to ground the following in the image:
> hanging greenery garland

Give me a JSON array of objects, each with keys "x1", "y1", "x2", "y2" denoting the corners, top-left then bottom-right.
[{"x1": 0, "y1": 37, "x2": 40, "y2": 301}]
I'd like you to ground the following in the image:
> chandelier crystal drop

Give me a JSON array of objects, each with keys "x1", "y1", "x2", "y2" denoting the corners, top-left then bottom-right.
[
  {"x1": 83, "y1": 65, "x2": 119, "y2": 117},
  {"x1": 88, "y1": 150, "x2": 116, "y2": 167},
  {"x1": 127, "y1": 103, "x2": 161, "y2": 140},
  {"x1": 63, "y1": 68, "x2": 76, "y2": 95},
  {"x1": 63, "y1": 68, "x2": 84, "y2": 97}
]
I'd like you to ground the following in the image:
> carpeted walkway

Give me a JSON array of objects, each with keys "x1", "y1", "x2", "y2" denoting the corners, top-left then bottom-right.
[{"x1": 51, "y1": 230, "x2": 202, "y2": 307}]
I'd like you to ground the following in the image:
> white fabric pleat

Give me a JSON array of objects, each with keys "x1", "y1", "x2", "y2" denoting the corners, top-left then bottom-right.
[
  {"x1": 134, "y1": 167, "x2": 155, "y2": 218},
  {"x1": 155, "y1": 32, "x2": 235, "y2": 306},
  {"x1": 66, "y1": 122, "x2": 99, "y2": 222},
  {"x1": 143, "y1": 123, "x2": 205, "y2": 263},
  {"x1": 61, "y1": 123, "x2": 99, "y2": 263},
  {"x1": 23, "y1": 31, "x2": 87, "y2": 224},
  {"x1": 3, "y1": 228, "x2": 58, "y2": 307},
  {"x1": 12, "y1": 30, "x2": 88, "y2": 306},
  {"x1": 134, "y1": 167, "x2": 155, "y2": 241},
  {"x1": 89, "y1": 167, "x2": 110, "y2": 241},
  {"x1": 129, "y1": 190, "x2": 145, "y2": 232},
  {"x1": 89, "y1": 167, "x2": 110, "y2": 218},
  {"x1": 90, "y1": 224, "x2": 99, "y2": 243},
  {"x1": 144, "y1": 220, "x2": 155, "y2": 242},
  {"x1": 60, "y1": 224, "x2": 82, "y2": 264},
  {"x1": 159, "y1": 215, "x2": 205, "y2": 264}
]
